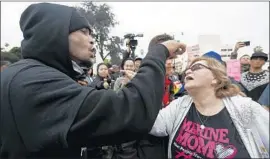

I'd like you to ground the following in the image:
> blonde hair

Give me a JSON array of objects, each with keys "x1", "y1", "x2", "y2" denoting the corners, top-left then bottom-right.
[{"x1": 189, "y1": 57, "x2": 246, "y2": 98}]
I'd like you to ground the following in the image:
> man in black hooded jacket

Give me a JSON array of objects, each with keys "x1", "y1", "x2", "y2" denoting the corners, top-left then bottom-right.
[{"x1": 0, "y1": 3, "x2": 186, "y2": 159}]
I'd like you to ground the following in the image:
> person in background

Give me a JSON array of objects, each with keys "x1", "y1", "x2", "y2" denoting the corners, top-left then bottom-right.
[
  {"x1": 174, "y1": 55, "x2": 195, "y2": 99},
  {"x1": 239, "y1": 54, "x2": 250, "y2": 67},
  {"x1": 163, "y1": 58, "x2": 176, "y2": 107},
  {"x1": 90, "y1": 63, "x2": 112, "y2": 90},
  {"x1": 150, "y1": 57, "x2": 269, "y2": 159},
  {"x1": 221, "y1": 61, "x2": 246, "y2": 93},
  {"x1": 121, "y1": 44, "x2": 143, "y2": 73},
  {"x1": 1, "y1": 60, "x2": 11, "y2": 72},
  {"x1": 121, "y1": 42, "x2": 132, "y2": 69},
  {"x1": 230, "y1": 41, "x2": 250, "y2": 73},
  {"x1": 148, "y1": 33, "x2": 186, "y2": 107},
  {"x1": 134, "y1": 57, "x2": 142, "y2": 72},
  {"x1": 87, "y1": 67, "x2": 94, "y2": 80},
  {"x1": 170, "y1": 59, "x2": 181, "y2": 83},
  {"x1": 110, "y1": 64, "x2": 121, "y2": 81},
  {"x1": 240, "y1": 52, "x2": 269, "y2": 103},
  {"x1": 114, "y1": 58, "x2": 135, "y2": 92}
]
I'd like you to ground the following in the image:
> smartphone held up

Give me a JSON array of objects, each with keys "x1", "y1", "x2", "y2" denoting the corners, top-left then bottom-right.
[{"x1": 243, "y1": 41, "x2": 250, "y2": 46}]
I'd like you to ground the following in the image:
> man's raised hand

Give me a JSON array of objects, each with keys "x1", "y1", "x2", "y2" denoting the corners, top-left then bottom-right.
[{"x1": 161, "y1": 40, "x2": 186, "y2": 58}]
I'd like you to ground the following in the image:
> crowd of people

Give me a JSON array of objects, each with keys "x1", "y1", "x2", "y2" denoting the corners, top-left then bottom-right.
[{"x1": 0, "y1": 2, "x2": 269, "y2": 159}]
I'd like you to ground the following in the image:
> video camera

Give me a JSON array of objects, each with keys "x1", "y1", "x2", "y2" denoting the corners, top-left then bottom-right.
[
  {"x1": 124, "y1": 33, "x2": 143, "y2": 49},
  {"x1": 124, "y1": 33, "x2": 143, "y2": 59}
]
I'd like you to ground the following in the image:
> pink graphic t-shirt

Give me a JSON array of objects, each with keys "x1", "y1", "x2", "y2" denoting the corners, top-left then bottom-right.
[{"x1": 171, "y1": 103, "x2": 250, "y2": 159}]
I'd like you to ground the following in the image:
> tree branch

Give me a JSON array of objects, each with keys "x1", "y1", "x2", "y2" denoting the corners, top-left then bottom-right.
[{"x1": 104, "y1": 52, "x2": 110, "y2": 60}]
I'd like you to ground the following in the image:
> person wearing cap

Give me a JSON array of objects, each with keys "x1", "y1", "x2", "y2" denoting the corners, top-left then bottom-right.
[
  {"x1": 239, "y1": 54, "x2": 250, "y2": 72},
  {"x1": 230, "y1": 41, "x2": 250, "y2": 73},
  {"x1": 0, "y1": 3, "x2": 186, "y2": 158},
  {"x1": 240, "y1": 52, "x2": 269, "y2": 103}
]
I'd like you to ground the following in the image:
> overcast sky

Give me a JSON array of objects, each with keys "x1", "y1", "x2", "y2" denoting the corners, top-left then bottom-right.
[{"x1": 1, "y1": 2, "x2": 269, "y2": 55}]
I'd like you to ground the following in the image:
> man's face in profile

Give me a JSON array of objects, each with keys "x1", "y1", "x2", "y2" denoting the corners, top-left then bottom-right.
[{"x1": 69, "y1": 28, "x2": 95, "y2": 61}]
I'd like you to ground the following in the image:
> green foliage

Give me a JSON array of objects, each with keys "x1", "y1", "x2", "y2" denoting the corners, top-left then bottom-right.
[
  {"x1": 105, "y1": 36, "x2": 124, "y2": 65},
  {"x1": 1, "y1": 52, "x2": 20, "y2": 63},
  {"x1": 9, "y1": 46, "x2": 22, "y2": 58},
  {"x1": 1, "y1": 44, "x2": 21, "y2": 63},
  {"x1": 77, "y1": 1, "x2": 123, "y2": 64},
  {"x1": 103, "y1": 58, "x2": 110, "y2": 64}
]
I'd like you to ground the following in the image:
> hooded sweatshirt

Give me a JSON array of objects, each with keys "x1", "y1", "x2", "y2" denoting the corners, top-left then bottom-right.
[{"x1": 0, "y1": 3, "x2": 169, "y2": 158}]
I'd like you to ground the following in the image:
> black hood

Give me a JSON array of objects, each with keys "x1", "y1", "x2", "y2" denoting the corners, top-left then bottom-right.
[{"x1": 19, "y1": 3, "x2": 90, "y2": 78}]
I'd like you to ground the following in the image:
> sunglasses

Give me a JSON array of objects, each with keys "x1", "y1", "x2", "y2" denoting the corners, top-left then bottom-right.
[{"x1": 183, "y1": 63, "x2": 211, "y2": 79}]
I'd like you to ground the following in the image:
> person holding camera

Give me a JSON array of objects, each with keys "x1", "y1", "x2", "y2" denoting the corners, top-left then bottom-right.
[
  {"x1": 121, "y1": 40, "x2": 143, "y2": 72},
  {"x1": 230, "y1": 41, "x2": 251, "y2": 73}
]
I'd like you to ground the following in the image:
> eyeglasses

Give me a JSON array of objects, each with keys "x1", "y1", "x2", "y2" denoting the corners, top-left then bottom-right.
[{"x1": 183, "y1": 63, "x2": 211, "y2": 78}]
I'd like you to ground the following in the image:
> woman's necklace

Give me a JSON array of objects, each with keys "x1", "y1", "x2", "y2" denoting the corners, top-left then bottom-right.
[{"x1": 195, "y1": 108, "x2": 209, "y2": 129}]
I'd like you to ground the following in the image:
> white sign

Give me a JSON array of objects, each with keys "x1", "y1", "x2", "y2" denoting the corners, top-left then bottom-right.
[{"x1": 198, "y1": 35, "x2": 221, "y2": 55}]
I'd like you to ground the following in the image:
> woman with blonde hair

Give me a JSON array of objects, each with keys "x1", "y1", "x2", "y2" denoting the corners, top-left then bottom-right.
[{"x1": 150, "y1": 57, "x2": 269, "y2": 159}]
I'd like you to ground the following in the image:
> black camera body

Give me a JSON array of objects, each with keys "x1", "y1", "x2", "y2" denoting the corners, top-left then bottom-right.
[
  {"x1": 124, "y1": 33, "x2": 143, "y2": 59},
  {"x1": 124, "y1": 33, "x2": 143, "y2": 49}
]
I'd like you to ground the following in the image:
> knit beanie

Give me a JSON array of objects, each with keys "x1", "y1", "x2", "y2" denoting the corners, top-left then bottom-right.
[
  {"x1": 203, "y1": 51, "x2": 223, "y2": 63},
  {"x1": 69, "y1": 10, "x2": 91, "y2": 33}
]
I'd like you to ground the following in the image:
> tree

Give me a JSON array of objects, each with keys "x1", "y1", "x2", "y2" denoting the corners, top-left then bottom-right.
[
  {"x1": 1, "y1": 52, "x2": 20, "y2": 63},
  {"x1": 77, "y1": 1, "x2": 119, "y2": 61},
  {"x1": 105, "y1": 36, "x2": 124, "y2": 65},
  {"x1": 4, "y1": 43, "x2": 9, "y2": 48},
  {"x1": 103, "y1": 58, "x2": 110, "y2": 64},
  {"x1": 9, "y1": 46, "x2": 22, "y2": 58},
  {"x1": 1, "y1": 45, "x2": 21, "y2": 63}
]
